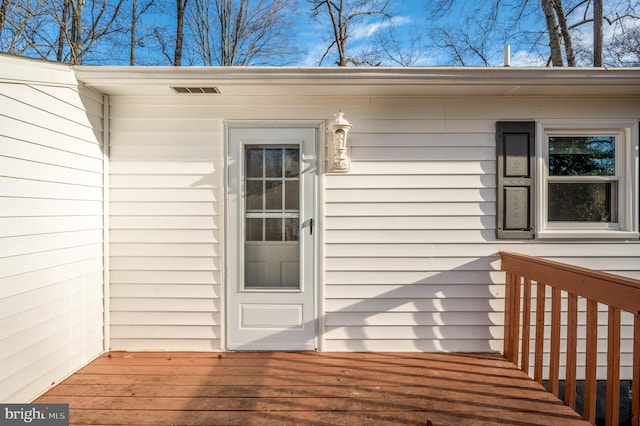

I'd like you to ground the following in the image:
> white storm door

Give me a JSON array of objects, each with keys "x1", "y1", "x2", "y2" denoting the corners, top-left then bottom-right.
[{"x1": 227, "y1": 127, "x2": 316, "y2": 351}]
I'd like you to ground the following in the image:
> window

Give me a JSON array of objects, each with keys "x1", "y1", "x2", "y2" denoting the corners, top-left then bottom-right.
[{"x1": 496, "y1": 121, "x2": 638, "y2": 240}]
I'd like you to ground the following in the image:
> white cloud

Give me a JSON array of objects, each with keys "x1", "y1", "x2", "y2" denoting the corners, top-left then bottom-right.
[
  {"x1": 509, "y1": 49, "x2": 547, "y2": 67},
  {"x1": 351, "y1": 15, "x2": 412, "y2": 41}
]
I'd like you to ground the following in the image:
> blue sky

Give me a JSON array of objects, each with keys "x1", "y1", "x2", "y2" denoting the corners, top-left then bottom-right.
[
  {"x1": 293, "y1": 0, "x2": 544, "y2": 66},
  {"x1": 292, "y1": 0, "x2": 638, "y2": 67}
]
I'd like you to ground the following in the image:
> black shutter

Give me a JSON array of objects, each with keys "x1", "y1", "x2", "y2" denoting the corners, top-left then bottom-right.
[{"x1": 496, "y1": 121, "x2": 535, "y2": 239}]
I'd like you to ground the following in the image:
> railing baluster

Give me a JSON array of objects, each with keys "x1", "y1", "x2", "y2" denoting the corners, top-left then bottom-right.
[
  {"x1": 534, "y1": 281, "x2": 545, "y2": 385},
  {"x1": 511, "y1": 274, "x2": 521, "y2": 367},
  {"x1": 633, "y1": 313, "x2": 639, "y2": 426},
  {"x1": 584, "y1": 299, "x2": 598, "y2": 424},
  {"x1": 549, "y1": 286, "x2": 561, "y2": 396},
  {"x1": 565, "y1": 292, "x2": 578, "y2": 409},
  {"x1": 504, "y1": 272, "x2": 514, "y2": 362},
  {"x1": 606, "y1": 307, "x2": 621, "y2": 426},
  {"x1": 521, "y1": 278, "x2": 532, "y2": 375}
]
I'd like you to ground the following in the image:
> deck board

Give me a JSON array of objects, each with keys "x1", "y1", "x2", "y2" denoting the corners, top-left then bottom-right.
[{"x1": 35, "y1": 351, "x2": 589, "y2": 425}]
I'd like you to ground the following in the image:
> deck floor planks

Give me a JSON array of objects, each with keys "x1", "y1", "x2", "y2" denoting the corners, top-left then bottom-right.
[{"x1": 35, "y1": 351, "x2": 589, "y2": 425}]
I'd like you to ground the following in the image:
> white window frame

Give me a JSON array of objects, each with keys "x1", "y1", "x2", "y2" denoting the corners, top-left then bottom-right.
[{"x1": 536, "y1": 120, "x2": 639, "y2": 239}]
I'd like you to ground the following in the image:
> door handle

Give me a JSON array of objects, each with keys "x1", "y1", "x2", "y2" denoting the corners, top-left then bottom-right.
[{"x1": 309, "y1": 218, "x2": 313, "y2": 235}]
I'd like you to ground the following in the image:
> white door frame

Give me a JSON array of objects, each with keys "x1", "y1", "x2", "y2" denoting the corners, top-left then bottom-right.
[{"x1": 225, "y1": 123, "x2": 320, "y2": 351}]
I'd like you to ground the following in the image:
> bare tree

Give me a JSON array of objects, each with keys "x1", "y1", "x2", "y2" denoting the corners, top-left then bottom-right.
[
  {"x1": 0, "y1": 1, "x2": 43, "y2": 55},
  {"x1": 0, "y1": 0, "x2": 9, "y2": 34},
  {"x1": 425, "y1": 0, "x2": 638, "y2": 67},
  {"x1": 609, "y1": 21, "x2": 640, "y2": 66},
  {"x1": 49, "y1": 0, "x2": 125, "y2": 64},
  {"x1": 130, "y1": 0, "x2": 137, "y2": 65},
  {"x1": 377, "y1": 16, "x2": 429, "y2": 66},
  {"x1": 553, "y1": 0, "x2": 576, "y2": 65},
  {"x1": 174, "y1": 0, "x2": 188, "y2": 65},
  {"x1": 541, "y1": 0, "x2": 565, "y2": 66},
  {"x1": 128, "y1": 0, "x2": 154, "y2": 65},
  {"x1": 189, "y1": 0, "x2": 297, "y2": 66},
  {"x1": 593, "y1": 0, "x2": 602, "y2": 66},
  {"x1": 309, "y1": 0, "x2": 391, "y2": 66}
]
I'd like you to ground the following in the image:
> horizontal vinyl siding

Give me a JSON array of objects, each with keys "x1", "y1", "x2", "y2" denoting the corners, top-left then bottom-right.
[
  {"x1": 105, "y1": 93, "x2": 639, "y2": 380},
  {"x1": 322, "y1": 96, "x2": 640, "y2": 381},
  {"x1": 108, "y1": 97, "x2": 223, "y2": 351},
  {"x1": 324, "y1": 99, "x2": 500, "y2": 353},
  {"x1": 0, "y1": 59, "x2": 104, "y2": 402}
]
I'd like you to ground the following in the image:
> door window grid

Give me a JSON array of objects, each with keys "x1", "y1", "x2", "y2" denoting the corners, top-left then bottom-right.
[{"x1": 245, "y1": 146, "x2": 300, "y2": 242}]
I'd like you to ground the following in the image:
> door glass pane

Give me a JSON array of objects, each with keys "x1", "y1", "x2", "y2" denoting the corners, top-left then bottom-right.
[
  {"x1": 548, "y1": 182, "x2": 616, "y2": 222},
  {"x1": 246, "y1": 149, "x2": 263, "y2": 178},
  {"x1": 265, "y1": 218, "x2": 282, "y2": 240},
  {"x1": 285, "y1": 218, "x2": 299, "y2": 241},
  {"x1": 285, "y1": 180, "x2": 299, "y2": 210},
  {"x1": 265, "y1": 149, "x2": 282, "y2": 177},
  {"x1": 285, "y1": 148, "x2": 299, "y2": 177},
  {"x1": 245, "y1": 218, "x2": 263, "y2": 241},
  {"x1": 244, "y1": 145, "x2": 300, "y2": 289},
  {"x1": 265, "y1": 181, "x2": 283, "y2": 210},
  {"x1": 246, "y1": 181, "x2": 263, "y2": 211}
]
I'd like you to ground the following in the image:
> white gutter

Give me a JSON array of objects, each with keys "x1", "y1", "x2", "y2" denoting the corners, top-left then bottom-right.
[
  {"x1": 72, "y1": 65, "x2": 640, "y2": 85},
  {"x1": 72, "y1": 66, "x2": 640, "y2": 98}
]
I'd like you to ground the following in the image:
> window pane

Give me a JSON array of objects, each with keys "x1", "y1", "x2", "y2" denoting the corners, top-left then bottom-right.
[
  {"x1": 284, "y1": 148, "x2": 299, "y2": 177},
  {"x1": 285, "y1": 180, "x2": 299, "y2": 211},
  {"x1": 265, "y1": 218, "x2": 282, "y2": 241},
  {"x1": 285, "y1": 218, "x2": 299, "y2": 241},
  {"x1": 549, "y1": 136, "x2": 615, "y2": 176},
  {"x1": 265, "y1": 181, "x2": 283, "y2": 210},
  {"x1": 548, "y1": 182, "x2": 616, "y2": 222},
  {"x1": 246, "y1": 180, "x2": 263, "y2": 210},
  {"x1": 265, "y1": 149, "x2": 282, "y2": 177},
  {"x1": 246, "y1": 148, "x2": 263, "y2": 178},
  {"x1": 246, "y1": 218, "x2": 263, "y2": 241}
]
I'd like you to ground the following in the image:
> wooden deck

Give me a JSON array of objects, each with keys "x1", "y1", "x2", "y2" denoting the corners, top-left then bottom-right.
[{"x1": 35, "y1": 351, "x2": 589, "y2": 425}]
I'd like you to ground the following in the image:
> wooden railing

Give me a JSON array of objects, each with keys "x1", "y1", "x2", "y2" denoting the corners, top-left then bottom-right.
[{"x1": 500, "y1": 251, "x2": 640, "y2": 426}]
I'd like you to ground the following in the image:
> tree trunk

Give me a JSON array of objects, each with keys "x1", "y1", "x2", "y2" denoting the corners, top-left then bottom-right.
[
  {"x1": 130, "y1": 0, "x2": 137, "y2": 65},
  {"x1": 540, "y1": 0, "x2": 563, "y2": 66},
  {"x1": 593, "y1": 0, "x2": 603, "y2": 67},
  {"x1": 552, "y1": 0, "x2": 575, "y2": 66},
  {"x1": 69, "y1": 0, "x2": 83, "y2": 64},
  {"x1": 57, "y1": 0, "x2": 71, "y2": 62},
  {"x1": 174, "y1": 0, "x2": 188, "y2": 66}
]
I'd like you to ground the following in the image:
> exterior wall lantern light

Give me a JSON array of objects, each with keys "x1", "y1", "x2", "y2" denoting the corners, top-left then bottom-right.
[{"x1": 327, "y1": 111, "x2": 352, "y2": 173}]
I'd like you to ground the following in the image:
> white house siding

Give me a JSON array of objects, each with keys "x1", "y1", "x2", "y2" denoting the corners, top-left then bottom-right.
[
  {"x1": 322, "y1": 95, "x2": 640, "y2": 382},
  {"x1": 103, "y1": 91, "x2": 640, "y2": 382},
  {"x1": 107, "y1": 96, "x2": 225, "y2": 351},
  {"x1": 0, "y1": 57, "x2": 104, "y2": 402}
]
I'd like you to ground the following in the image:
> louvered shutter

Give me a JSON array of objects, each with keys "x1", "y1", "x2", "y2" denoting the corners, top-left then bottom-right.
[{"x1": 496, "y1": 121, "x2": 535, "y2": 239}]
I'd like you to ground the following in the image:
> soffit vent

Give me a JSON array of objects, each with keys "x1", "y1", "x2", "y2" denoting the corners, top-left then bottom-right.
[{"x1": 171, "y1": 86, "x2": 221, "y2": 94}]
